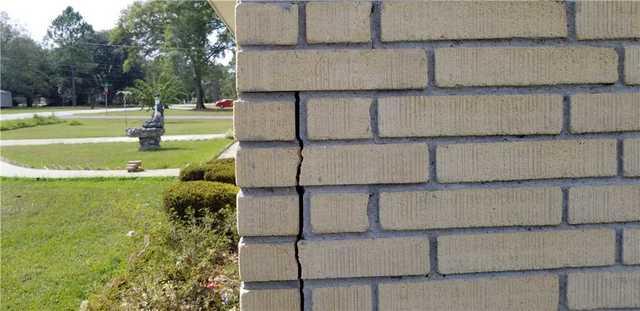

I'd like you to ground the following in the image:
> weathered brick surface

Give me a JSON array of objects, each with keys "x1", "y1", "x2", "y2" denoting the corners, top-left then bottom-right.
[
  {"x1": 235, "y1": 146, "x2": 299, "y2": 188},
  {"x1": 568, "y1": 271, "x2": 640, "y2": 310},
  {"x1": 571, "y1": 93, "x2": 640, "y2": 133},
  {"x1": 237, "y1": 49, "x2": 427, "y2": 92},
  {"x1": 625, "y1": 138, "x2": 640, "y2": 177},
  {"x1": 298, "y1": 237, "x2": 429, "y2": 279},
  {"x1": 624, "y1": 228, "x2": 640, "y2": 265},
  {"x1": 437, "y1": 139, "x2": 617, "y2": 183},
  {"x1": 379, "y1": 275, "x2": 559, "y2": 311},
  {"x1": 379, "y1": 187, "x2": 562, "y2": 230},
  {"x1": 381, "y1": 1, "x2": 566, "y2": 41},
  {"x1": 306, "y1": 2, "x2": 371, "y2": 44},
  {"x1": 568, "y1": 185, "x2": 640, "y2": 224},
  {"x1": 236, "y1": 192, "x2": 299, "y2": 236},
  {"x1": 310, "y1": 192, "x2": 369, "y2": 234},
  {"x1": 378, "y1": 95, "x2": 562, "y2": 138},
  {"x1": 312, "y1": 285, "x2": 372, "y2": 311},
  {"x1": 235, "y1": 2, "x2": 298, "y2": 45},
  {"x1": 576, "y1": 1, "x2": 640, "y2": 39},
  {"x1": 435, "y1": 47, "x2": 618, "y2": 87},
  {"x1": 306, "y1": 97, "x2": 371, "y2": 140},
  {"x1": 300, "y1": 143, "x2": 428, "y2": 186},
  {"x1": 238, "y1": 241, "x2": 298, "y2": 282},
  {"x1": 234, "y1": 99, "x2": 296, "y2": 141},
  {"x1": 438, "y1": 229, "x2": 616, "y2": 274},
  {"x1": 240, "y1": 288, "x2": 300, "y2": 311},
  {"x1": 627, "y1": 47, "x2": 640, "y2": 85}
]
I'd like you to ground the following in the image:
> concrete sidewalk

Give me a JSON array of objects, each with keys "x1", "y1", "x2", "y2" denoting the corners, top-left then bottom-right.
[
  {"x1": 0, "y1": 159, "x2": 179, "y2": 178},
  {"x1": 60, "y1": 115, "x2": 232, "y2": 120},
  {"x1": 0, "y1": 134, "x2": 226, "y2": 147},
  {"x1": 0, "y1": 107, "x2": 139, "y2": 121}
]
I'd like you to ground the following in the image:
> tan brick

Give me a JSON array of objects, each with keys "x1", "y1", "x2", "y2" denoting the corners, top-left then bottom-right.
[
  {"x1": 298, "y1": 237, "x2": 429, "y2": 279},
  {"x1": 381, "y1": 1, "x2": 566, "y2": 41},
  {"x1": 380, "y1": 187, "x2": 562, "y2": 230},
  {"x1": 627, "y1": 47, "x2": 640, "y2": 85},
  {"x1": 569, "y1": 185, "x2": 640, "y2": 224},
  {"x1": 624, "y1": 228, "x2": 640, "y2": 265},
  {"x1": 437, "y1": 139, "x2": 617, "y2": 183},
  {"x1": 300, "y1": 143, "x2": 428, "y2": 186},
  {"x1": 312, "y1": 285, "x2": 372, "y2": 311},
  {"x1": 625, "y1": 138, "x2": 640, "y2": 177},
  {"x1": 234, "y1": 99, "x2": 296, "y2": 141},
  {"x1": 237, "y1": 49, "x2": 427, "y2": 92},
  {"x1": 576, "y1": 1, "x2": 640, "y2": 39},
  {"x1": 235, "y1": 2, "x2": 298, "y2": 45},
  {"x1": 571, "y1": 93, "x2": 640, "y2": 133},
  {"x1": 378, "y1": 95, "x2": 562, "y2": 138},
  {"x1": 237, "y1": 191, "x2": 299, "y2": 236},
  {"x1": 306, "y1": 97, "x2": 371, "y2": 140},
  {"x1": 379, "y1": 275, "x2": 559, "y2": 311},
  {"x1": 238, "y1": 241, "x2": 298, "y2": 282},
  {"x1": 306, "y1": 2, "x2": 371, "y2": 44},
  {"x1": 435, "y1": 47, "x2": 618, "y2": 87},
  {"x1": 235, "y1": 146, "x2": 299, "y2": 188},
  {"x1": 310, "y1": 192, "x2": 369, "y2": 234},
  {"x1": 240, "y1": 287, "x2": 300, "y2": 311},
  {"x1": 438, "y1": 229, "x2": 616, "y2": 274},
  {"x1": 568, "y1": 271, "x2": 640, "y2": 310}
]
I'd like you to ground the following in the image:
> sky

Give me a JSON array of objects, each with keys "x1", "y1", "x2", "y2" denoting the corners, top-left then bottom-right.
[{"x1": 2, "y1": 0, "x2": 135, "y2": 42}]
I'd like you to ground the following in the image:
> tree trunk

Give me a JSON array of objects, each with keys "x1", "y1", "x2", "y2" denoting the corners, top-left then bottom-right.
[
  {"x1": 190, "y1": 56, "x2": 206, "y2": 110},
  {"x1": 70, "y1": 65, "x2": 77, "y2": 106}
]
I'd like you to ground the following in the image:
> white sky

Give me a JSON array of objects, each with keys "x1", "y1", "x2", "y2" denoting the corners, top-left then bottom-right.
[{"x1": 2, "y1": 0, "x2": 135, "y2": 42}]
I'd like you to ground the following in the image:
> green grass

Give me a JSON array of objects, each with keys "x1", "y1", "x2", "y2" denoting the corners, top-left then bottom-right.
[
  {"x1": 0, "y1": 106, "x2": 98, "y2": 114},
  {"x1": 0, "y1": 178, "x2": 174, "y2": 310},
  {"x1": 97, "y1": 108, "x2": 233, "y2": 117},
  {"x1": 0, "y1": 139, "x2": 233, "y2": 170},
  {"x1": 0, "y1": 119, "x2": 232, "y2": 140},
  {"x1": 0, "y1": 116, "x2": 65, "y2": 131}
]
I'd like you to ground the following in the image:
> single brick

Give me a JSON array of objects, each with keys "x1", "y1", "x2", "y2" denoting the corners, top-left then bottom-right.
[
  {"x1": 378, "y1": 94, "x2": 562, "y2": 138},
  {"x1": 234, "y1": 99, "x2": 296, "y2": 141},
  {"x1": 438, "y1": 229, "x2": 616, "y2": 274},
  {"x1": 298, "y1": 237, "x2": 429, "y2": 279},
  {"x1": 576, "y1": 1, "x2": 640, "y2": 39},
  {"x1": 306, "y1": 2, "x2": 371, "y2": 43},
  {"x1": 435, "y1": 47, "x2": 618, "y2": 87},
  {"x1": 624, "y1": 228, "x2": 640, "y2": 265},
  {"x1": 568, "y1": 271, "x2": 640, "y2": 310},
  {"x1": 437, "y1": 139, "x2": 617, "y2": 183},
  {"x1": 379, "y1": 275, "x2": 559, "y2": 311},
  {"x1": 625, "y1": 138, "x2": 640, "y2": 177},
  {"x1": 306, "y1": 97, "x2": 372, "y2": 140},
  {"x1": 381, "y1": 1, "x2": 566, "y2": 41},
  {"x1": 235, "y1": 146, "x2": 299, "y2": 188},
  {"x1": 240, "y1": 287, "x2": 300, "y2": 311},
  {"x1": 236, "y1": 191, "x2": 299, "y2": 236},
  {"x1": 237, "y1": 49, "x2": 427, "y2": 92},
  {"x1": 238, "y1": 240, "x2": 298, "y2": 282},
  {"x1": 300, "y1": 143, "x2": 428, "y2": 186},
  {"x1": 312, "y1": 285, "x2": 372, "y2": 311},
  {"x1": 571, "y1": 93, "x2": 640, "y2": 133},
  {"x1": 310, "y1": 192, "x2": 369, "y2": 233},
  {"x1": 627, "y1": 47, "x2": 640, "y2": 85},
  {"x1": 379, "y1": 187, "x2": 562, "y2": 230},
  {"x1": 568, "y1": 185, "x2": 640, "y2": 224},
  {"x1": 235, "y1": 2, "x2": 298, "y2": 45}
]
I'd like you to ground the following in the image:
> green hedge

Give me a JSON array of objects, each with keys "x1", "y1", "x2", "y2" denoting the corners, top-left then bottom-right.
[
  {"x1": 179, "y1": 158, "x2": 235, "y2": 185},
  {"x1": 163, "y1": 181, "x2": 238, "y2": 220}
]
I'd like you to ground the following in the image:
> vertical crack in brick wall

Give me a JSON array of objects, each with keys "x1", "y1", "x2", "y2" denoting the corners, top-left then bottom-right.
[{"x1": 293, "y1": 91, "x2": 305, "y2": 310}]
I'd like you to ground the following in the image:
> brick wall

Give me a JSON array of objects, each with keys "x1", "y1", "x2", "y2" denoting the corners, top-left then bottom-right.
[{"x1": 233, "y1": 1, "x2": 640, "y2": 310}]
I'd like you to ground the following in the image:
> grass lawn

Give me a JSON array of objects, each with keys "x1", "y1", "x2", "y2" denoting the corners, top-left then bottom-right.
[
  {"x1": 0, "y1": 106, "x2": 92, "y2": 114},
  {"x1": 0, "y1": 118, "x2": 232, "y2": 140},
  {"x1": 96, "y1": 108, "x2": 233, "y2": 117},
  {"x1": 0, "y1": 139, "x2": 232, "y2": 170},
  {"x1": 0, "y1": 178, "x2": 174, "y2": 310}
]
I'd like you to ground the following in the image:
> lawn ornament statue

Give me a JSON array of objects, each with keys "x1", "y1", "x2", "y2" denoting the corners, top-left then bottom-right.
[{"x1": 126, "y1": 97, "x2": 165, "y2": 151}]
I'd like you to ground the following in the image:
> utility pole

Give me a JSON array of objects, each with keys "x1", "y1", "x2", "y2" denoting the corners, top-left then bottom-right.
[
  {"x1": 70, "y1": 65, "x2": 77, "y2": 106},
  {"x1": 103, "y1": 81, "x2": 111, "y2": 112}
]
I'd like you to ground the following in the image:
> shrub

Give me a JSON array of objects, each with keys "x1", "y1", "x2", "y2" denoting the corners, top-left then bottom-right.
[
  {"x1": 179, "y1": 163, "x2": 207, "y2": 181},
  {"x1": 163, "y1": 181, "x2": 238, "y2": 220},
  {"x1": 67, "y1": 120, "x2": 83, "y2": 126},
  {"x1": 204, "y1": 159, "x2": 235, "y2": 184},
  {"x1": 0, "y1": 115, "x2": 64, "y2": 131}
]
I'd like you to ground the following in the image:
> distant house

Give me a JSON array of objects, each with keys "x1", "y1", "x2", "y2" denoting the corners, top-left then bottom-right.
[{"x1": 0, "y1": 90, "x2": 12, "y2": 108}]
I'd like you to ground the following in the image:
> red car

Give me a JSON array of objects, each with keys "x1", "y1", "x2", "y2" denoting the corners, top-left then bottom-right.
[{"x1": 214, "y1": 99, "x2": 234, "y2": 109}]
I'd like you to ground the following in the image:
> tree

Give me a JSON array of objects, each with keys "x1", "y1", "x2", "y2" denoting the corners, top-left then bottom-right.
[{"x1": 113, "y1": 0, "x2": 234, "y2": 109}]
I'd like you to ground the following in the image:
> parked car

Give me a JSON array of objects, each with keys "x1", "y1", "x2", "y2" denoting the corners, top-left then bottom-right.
[{"x1": 214, "y1": 99, "x2": 234, "y2": 109}]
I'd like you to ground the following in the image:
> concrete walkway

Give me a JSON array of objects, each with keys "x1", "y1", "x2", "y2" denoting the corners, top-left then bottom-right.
[
  {"x1": 218, "y1": 141, "x2": 238, "y2": 159},
  {"x1": 0, "y1": 159, "x2": 179, "y2": 178},
  {"x1": 0, "y1": 134, "x2": 226, "y2": 147},
  {"x1": 0, "y1": 107, "x2": 139, "y2": 121},
  {"x1": 60, "y1": 115, "x2": 232, "y2": 120}
]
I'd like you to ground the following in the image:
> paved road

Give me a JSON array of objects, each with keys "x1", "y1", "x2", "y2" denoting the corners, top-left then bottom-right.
[
  {"x1": 0, "y1": 159, "x2": 179, "y2": 178},
  {"x1": 60, "y1": 115, "x2": 232, "y2": 120},
  {"x1": 0, "y1": 134, "x2": 227, "y2": 147},
  {"x1": 0, "y1": 107, "x2": 139, "y2": 121}
]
